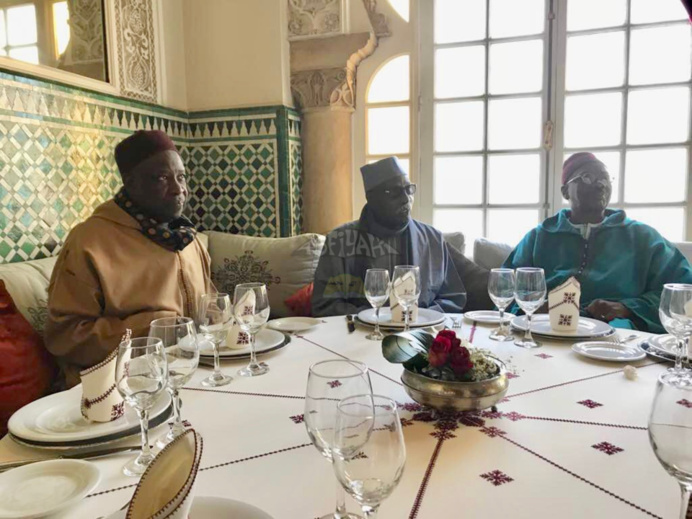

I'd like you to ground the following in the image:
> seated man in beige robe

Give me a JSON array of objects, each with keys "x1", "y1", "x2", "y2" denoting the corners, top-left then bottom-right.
[{"x1": 46, "y1": 130, "x2": 211, "y2": 387}]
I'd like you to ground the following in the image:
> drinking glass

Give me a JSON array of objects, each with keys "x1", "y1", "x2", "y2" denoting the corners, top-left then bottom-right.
[
  {"x1": 149, "y1": 317, "x2": 199, "y2": 448},
  {"x1": 198, "y1": 293, "x2": 234, "y2": 387},
  {"x1": 115, "y1": 337, "x2": 168, "y2": 476},
  {"x1": 488, "y1": 268, "x2": 515, "y2": 342},
  {"x1": 333, "y1": 395, "x2": 406, "y2": 519},
  {"x1": 648, "y1": 372, "x2": 692, "y2": 519},
  {"x1": 660, "y1": 284, "x2": 692, "y2": 381},
  {"x1": 392, "y1": 265, "x2": 421, "y2": 332},
  {"x1": 305, "y1": 360, "x2": 373, "y2": 519},
  {"x1": 364, "y1": 269, "x2": 390, "y2": 341},
  {"x1": 514, "y1": 267, "x2": 546, "y2": 348},
  {"x1": 234, "y1": 283, "x2": 271, "y2": 377}
]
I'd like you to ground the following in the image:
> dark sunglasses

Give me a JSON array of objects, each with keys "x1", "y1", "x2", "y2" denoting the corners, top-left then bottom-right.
[{"x1": 382, "y1": 183, "x2": 417, "y2": 198}]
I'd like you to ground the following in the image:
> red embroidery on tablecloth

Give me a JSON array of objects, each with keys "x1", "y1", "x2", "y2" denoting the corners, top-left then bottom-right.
[
  {"x1": 327, "y1": 380, "x2": 342, "y2": 388},
  {"x1": 290, "y1": 414, "x2": 304, "y2": 424},
  {"x1": 480, "y1": 470, "x2": 514, "y2": 486},
  {"x1": 481, "y1": 409, "x2": 503, "y2": 419},
  {"x1": 677, "y1": 399, "x2": 692, "y2": 408},
  {"x1": 409, "y1": 435, "x2": 446, "y2": 519},
  {"x1": 506, "y1": 372, "x2": 520, "y2": 379},
  {"x1": 578, "y1": 399, "x2": 603, "y2": 409},
  {"x1": 502, "y1": 411, "x2": 526, "y2": 421},
  {"x1": 592, "y1": 442, "x2": 624, "y2": 455},
  {"x1": 535, "y1": 353, "x2": 553, "y2": 359},
  {"x1": 480, "y1": 426, "x2": 506, "y2": 438},
  {"x1": 469, "y1": 323, "x2": 477, "y2": 342},
  {"x1": 399, "y1": 402, "x2": 424, "y2": 412},
  {"x1": 400, "y1": 418, "x2": 414, "y2": 427},
  {"x1": 431, "y1": 429, "x2": 456, "y2": 441}
]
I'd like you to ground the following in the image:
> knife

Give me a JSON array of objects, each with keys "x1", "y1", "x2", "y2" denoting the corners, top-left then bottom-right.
[
  {"x1": 0, "y1": 445, "x2": 138, "y2": 473},
  {"x1": 346, "y1": 314, "x2": 356, "y2": 333}
]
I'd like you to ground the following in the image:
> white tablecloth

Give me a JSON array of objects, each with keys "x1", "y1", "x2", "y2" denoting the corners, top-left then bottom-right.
[{"x1": 0, "y1": 316, "x2": 680, "y2": 518}]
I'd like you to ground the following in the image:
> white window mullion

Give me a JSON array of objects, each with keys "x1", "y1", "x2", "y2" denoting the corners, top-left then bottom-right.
[{"x1": 418, "y1": 0, "x2": 435, "y2": 225}]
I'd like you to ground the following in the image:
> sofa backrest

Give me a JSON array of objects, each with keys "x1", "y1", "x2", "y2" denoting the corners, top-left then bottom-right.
[{"x1": 0, "y1": 256, "x2": 57, "y2": 333}]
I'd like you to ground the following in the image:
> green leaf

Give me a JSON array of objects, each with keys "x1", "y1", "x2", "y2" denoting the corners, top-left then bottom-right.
[{"x1": 382, "y1": 330, "x2": 434, "y2": 364}]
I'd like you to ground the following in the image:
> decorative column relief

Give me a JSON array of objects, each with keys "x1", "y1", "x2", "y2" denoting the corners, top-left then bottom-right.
[
  {"x1": 362, "y1": 0, "x2": 390, "y2": 38},
  {"x1": 288, "y1": 0, "x2": 344, "y2": 39}
]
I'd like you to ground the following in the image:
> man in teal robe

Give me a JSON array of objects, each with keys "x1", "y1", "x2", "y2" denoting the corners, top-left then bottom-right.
[{"x1": 504, "y1": 152, "x2": 692, "y2": 333}]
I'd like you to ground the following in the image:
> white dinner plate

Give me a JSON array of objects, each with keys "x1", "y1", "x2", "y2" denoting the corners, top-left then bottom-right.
[
  {"x1": 648, "y1": 334, "x2": 678, "y2": 357},
  {"x1": 511, "y1": 314, "x2": 614, "y2": 340},
  {"x1": 8, "y1": 386, "x2": 171, "y2": 445},
  {"x1": 357, "y1": 308, "x2": 445, "y2": 329},
  {"x1": 267, "y1": 317, "x2": 321, "y2": 333},
  {"x1": 200, "y1": 329, "x2": 288, "y2": 358},
  {"x1": 105, "y1": 496, "x2": 274, "y2": 519},
  {"x1": 571, "y1": 341, "x2": 646, "y2": 362},
  {"x1": 0, "y1": 460, "x2": 100, "y2": 519},
  {"x1": 463, "y1": 311, "x2": 513, "y2": 325}
]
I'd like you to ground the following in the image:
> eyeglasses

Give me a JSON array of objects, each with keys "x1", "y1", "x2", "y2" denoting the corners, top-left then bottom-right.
[
  {"x1": 382, "y1": 183, "x2": 417, "y2": 198},
  {"x1": 565, "y1": 172, "x2": 613, "y2": 188}
]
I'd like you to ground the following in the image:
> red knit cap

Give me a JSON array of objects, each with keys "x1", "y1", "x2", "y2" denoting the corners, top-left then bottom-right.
[
  {"x1": 562, "y1": 152, "x2": 605, "y2": 185},
  {"x1": 114, "y1": 130, "x2": 178, "y2": 177}
]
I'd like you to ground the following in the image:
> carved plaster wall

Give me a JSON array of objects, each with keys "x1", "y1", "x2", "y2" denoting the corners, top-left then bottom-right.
[{"x1": 288, "y1": 0, "x2": 343, "y2": 39}]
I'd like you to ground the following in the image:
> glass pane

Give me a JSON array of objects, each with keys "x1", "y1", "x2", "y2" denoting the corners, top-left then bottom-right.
[
  {"x1": 435, "y1": 0, "x2": 486, "y2": 44},
  {"x1": 566, "y1": 32, "x2": 625, "y2": 91},
  {"x1": 631, "y1": 0, "x2": 688, "y2": 24},
  {"x1": 489, "y1": 39, "x2": 543, "y2": 95},
  {"x1": 488, "y1": 154, "x2": 540, "y2": 204},
  {"x1": 435, "y1": 46, "x2": 485, "y2": 99},
  {"x1": 627, "y1": 87, "x2": 690, "y2": 145},
  {"x1": 564, "y1": 92, "x2": 622, "y2": 148},
  {"x1": 7, "y1": 4, "x2": 37, "y2": 46},
  {"x1": 488, "y1": 97, "x2": 542, "y2": 150},
  {"x1": 625, "y1": 148, "x2": 687, "y2": 203},
  {"x1": 434, "y1": 208, "x2": 484, "y2": 246},
  {"x1": 625, "y1": 207, "x2": 685, "y2": 242},
  {"x1": 629, "y1": 26, "x2": 691, "y2": 86},
  {"x1": 368, "y1": 55, "x2": 410, "y2": 103},
  {"x1": 387, "y1": 0, "x2": 409, "y2": 22},
  {"x1": 488, "y1": 209, "x2": 539, "y2": 246},
  {"x1": 367, "y1": 157, "x2": 410, "y2": 175},
  {"x1": 567, "y1": 0, "x2": 626, "y2": 31},
  {"x1": 435, "y1": 101, "x2": 484, "y2": 152},
  {"x1": 367, "y1": 106, "x2": 410, "y2": 155},
  {"x1": 489, "y1": 0, "x2": 545, "y2": 39},
  {"x1": 53, "y1": 2, "x2": 71, "y2": 57},
  {"x1": 9, "y1": 45, "x2": 39, "y2": 64},
  {"x1": 0, "y1": 11, "x2": 6, "y2": 47},
  {"x1": 434, "y1": 156, "x2": 484, "y2": 205},
  {"x1": 561, "y1": 151, "x2": 621, "y2": 205}
]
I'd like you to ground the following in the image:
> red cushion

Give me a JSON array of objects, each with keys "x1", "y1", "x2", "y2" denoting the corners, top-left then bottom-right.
[
  {"x1": 284, "y1": 283, "x2": 313, "y2": 317},
  {"x1": 0, "y1": 280, "x2": 57, "y2": 437}
]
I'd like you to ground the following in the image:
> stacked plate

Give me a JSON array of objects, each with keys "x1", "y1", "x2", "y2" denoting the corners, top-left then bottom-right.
[
  {"x1": 198, "y1": 329, "x2": 290, "y2": 360},
  {"x1": 8, "y1": 386, "x2": 172, "y2": 450},
  {"x1": 639, "y1": 334, "x2": 678, "y2": 363},
  {"x1": 510, "y1": 314, "x2": 614, "y2": 341},
  {"x1": 356, "y1": 308, "x2": 446, "y2": 330}
]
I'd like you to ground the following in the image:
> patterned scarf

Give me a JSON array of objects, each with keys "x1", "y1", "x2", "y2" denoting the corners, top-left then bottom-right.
[{"x1": 114, "y1": 188, "x2": 197, "y2": 252}]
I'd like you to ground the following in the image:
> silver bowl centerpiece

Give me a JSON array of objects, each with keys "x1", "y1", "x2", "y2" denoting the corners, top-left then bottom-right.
[{"x1": 383, "y1": 329, "x2": 510, "y2": 412}]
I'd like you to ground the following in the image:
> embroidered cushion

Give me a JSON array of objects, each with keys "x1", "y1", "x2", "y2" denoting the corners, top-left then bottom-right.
[
  {"x1": 206, "y1": 232, "x2": 325, "y2": 318},
  {"x1": 285, "y1": 283, "x2": 314, "y2": 317},
  {"x1": 0, "y1": 280, "x2": 57, "y2": 436},
  {"x1": 0, "y1": 256, "x2": 57, "y2": 333},
  {"x1": 473, "y1": 238, "x2": 513, "y2": 271}
]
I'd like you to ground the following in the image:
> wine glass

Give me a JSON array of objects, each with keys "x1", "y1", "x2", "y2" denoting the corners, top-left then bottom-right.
[
  {"x1": 198, "y1": 293, "x2": 234, "y2": 387},
  {"x1": 115, "y1": 337, "x2": 168, "y2": 477},
  {"x1": 305, "y1": 360, "x2": 373, "y2": 519},
  {"x1": 659, "y1": 284, "x2": 692, "y2": 377},
  {"x1": 648, "y1": 372, "x2": 692, "y2": 519},
  {"x1": 392, "y1": 265, "x2": 421, "y2": 332},
  {"x1": 514, "y1": 267, "x2": 546, "y2": 349},
  {"x1": 364, "y1": 269, "x2": 390, "y2": 341},
  {"x1": 234, "y1": 283, "x2": 271, "y2": 377},
  {"x1": 333, "y1": 395, "x2": 406, "y2": 519},
  {"x1": 488, "y1": 268, "x2": 515, "y2": 342},
  {"x1": 149, "y1": 317, "x2": 199, "y2": 448}
]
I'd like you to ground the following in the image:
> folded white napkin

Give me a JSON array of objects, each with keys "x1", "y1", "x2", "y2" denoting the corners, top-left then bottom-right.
[
  {"x1": 80, "y1": 347, "x2": 125, "y2": 423},
  {"x1": 390, "y1": 272, "x2": 419, "y2": 323},
  {"x1": 548, "y1": 276, "x2": 581, "y2": 332},
  {"x1": 126, "y1": 429, "x2": 203, "y2": 519},
  {"x1": 236, "y1": 289, "x2": 257, "y2": 321},
  {"x1": 225, "y1": 324, "x2": 252, "y2": 350}
]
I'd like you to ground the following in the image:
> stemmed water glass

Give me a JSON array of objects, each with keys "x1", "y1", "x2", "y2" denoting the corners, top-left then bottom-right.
[
  {"x1": 488, "y1": 268, "x2": 515, "y2": 342},
  {"x1": 660, "y1": 284, "x2": 692, "y2": 380},
  {"x1": 392, "y1": 265, "x2": 421, "y2": 332},
  {"x1": 364, "y1": 269, "x2": 390, "y2": 341},
  {"x1": 149, "y1": 317, "x2": 199, "y2": 448},
  {"x1": 333, "y1": 395, "x2": 406, "y2": 519},
  {"x1": 648, "y1": 372, "x2": 692, "y2": 519},
  {"x1": 234, "y1": 283, "x2": 271, "y2": 377},
  {"x1": 115, "y1": 337, "x2": 168, "y2": 477},
  {"x1": 514, "y1": 267, "x2": 546, "y2": 349},
  {"x1": 305, "y1": 360, "x2": 373, "y2": 519},
  {"x1": 198, "y1": 293, "x2": 234, "y2": 387}
]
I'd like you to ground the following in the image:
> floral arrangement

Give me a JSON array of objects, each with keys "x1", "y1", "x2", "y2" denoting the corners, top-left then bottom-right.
[{"x1": 382, "y1": 329, "x2": 500, "y2": 382}]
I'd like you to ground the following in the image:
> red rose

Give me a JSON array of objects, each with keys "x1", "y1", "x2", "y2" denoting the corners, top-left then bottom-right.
[
  {"x1": 449, "y1": 346, "x2": 473, "y2": 377},
  {"x1": 428, "y1": 336, "x2": 452, "y2": 367},
  {"x1": 437, "y1": 329, "x2": 462, "y2": 349}
]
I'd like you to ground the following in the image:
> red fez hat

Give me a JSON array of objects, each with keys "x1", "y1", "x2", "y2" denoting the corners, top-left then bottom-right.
[
  {"x1": 114, "y1": 130, "x2": 178, "y2": 177},
  {"x1": 562, "y1": 152, "x2": 606, "y2": 185}
]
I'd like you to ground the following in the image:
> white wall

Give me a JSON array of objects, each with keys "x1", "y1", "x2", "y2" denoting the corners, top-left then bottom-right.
[
  {"x1": 182, "y1": 0, "x2": 293, "y2": 112},
  {"x1": 156, "y1": 0, "x2": 188, "y2": 111}
]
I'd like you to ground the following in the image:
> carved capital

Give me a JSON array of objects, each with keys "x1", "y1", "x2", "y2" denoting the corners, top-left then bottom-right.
[
  {"x1": 291, "y1": 67, "x2": 354, "y2": 111},
  {"x1": 362, "y1": 0, "x2": 390, "y2": 38},
  {"x1": 288, "y1": 0, "x2": 343, "y2": 39}
]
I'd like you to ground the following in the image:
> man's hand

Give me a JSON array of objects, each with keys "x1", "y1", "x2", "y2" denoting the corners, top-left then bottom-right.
[{"x1": 585, "y1": 300, "x2": 632, "y2": 322}]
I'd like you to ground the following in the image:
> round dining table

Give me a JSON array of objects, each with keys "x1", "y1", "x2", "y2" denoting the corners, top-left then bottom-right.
[{"x1": 0, "y1": 315, "x2": 681, "y2": 518}]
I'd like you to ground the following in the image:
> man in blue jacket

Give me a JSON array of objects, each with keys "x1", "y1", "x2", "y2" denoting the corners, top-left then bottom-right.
[{"x1": 503, "y1": 152, "x2": 692, "y2": 333}]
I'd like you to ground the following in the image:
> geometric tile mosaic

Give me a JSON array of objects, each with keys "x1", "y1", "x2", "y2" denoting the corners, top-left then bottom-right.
[{"x1": 0, "y1": 70, "x2": 303, "y2": 263}]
